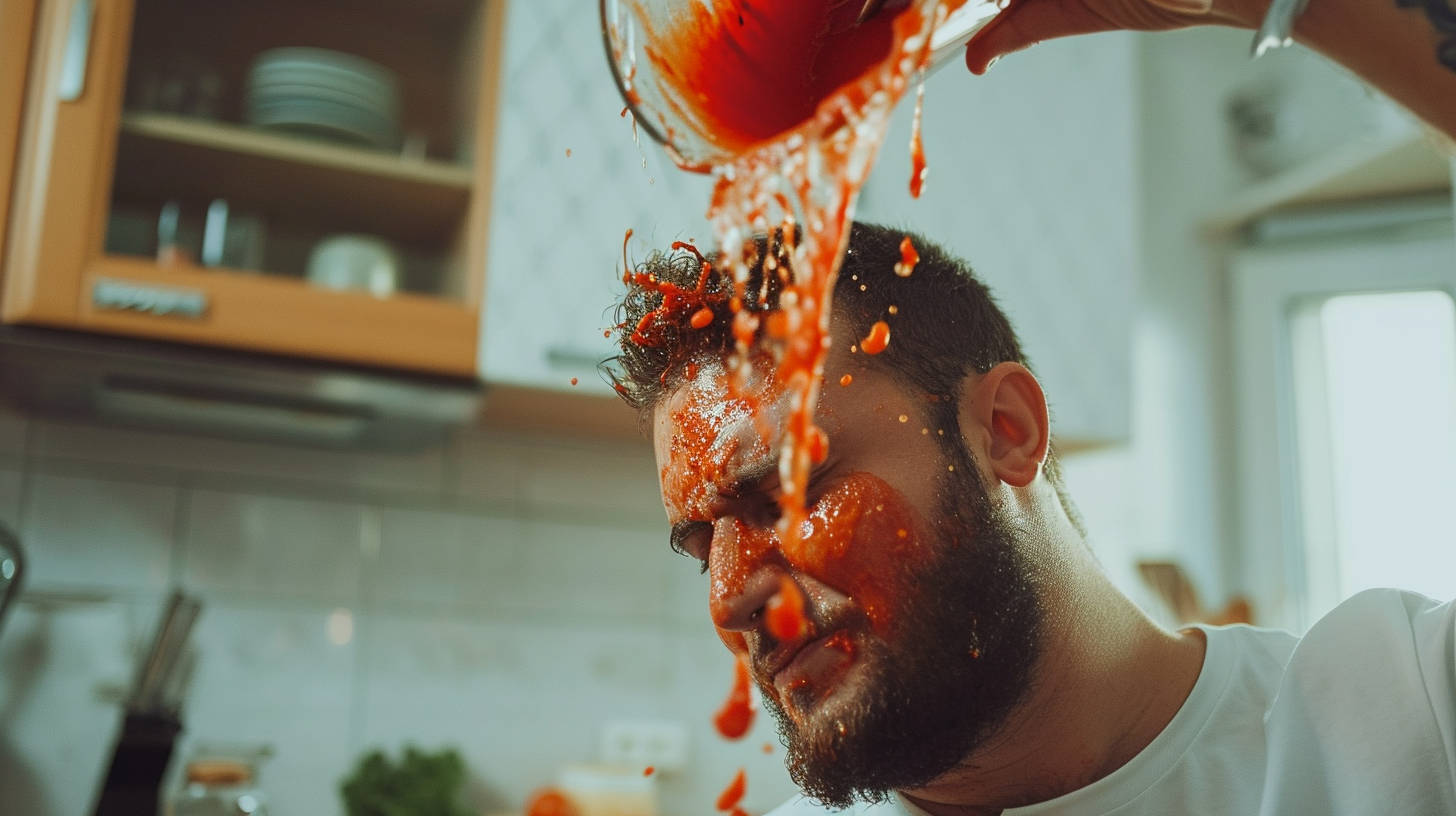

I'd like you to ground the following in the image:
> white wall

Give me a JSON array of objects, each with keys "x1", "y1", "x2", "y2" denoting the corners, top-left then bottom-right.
[{"x1": 1130, "y1": 28, "x2": 1273, "y2": 608}]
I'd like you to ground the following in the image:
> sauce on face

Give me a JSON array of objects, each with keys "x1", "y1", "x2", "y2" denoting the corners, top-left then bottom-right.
[
  {"x1": 704, "y1": 472, "x2": 930, "y2": 637},
  {"x1": 765, "y1": 575, "x2": 809, "y2": 641},
  {"x1": 714, "y1": 656, "x2": 757, "y2": 739},
  {"x1": 716, "y1": 768, "x2": 748, "y2": 812},
  {"x1": 860, "y1": 321, "x2": 891, "y2": 355}
]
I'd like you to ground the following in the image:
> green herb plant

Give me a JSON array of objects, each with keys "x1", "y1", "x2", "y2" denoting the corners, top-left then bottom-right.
[{"x1": 340, "y1": 746, "x2": 475, "y2": 816}]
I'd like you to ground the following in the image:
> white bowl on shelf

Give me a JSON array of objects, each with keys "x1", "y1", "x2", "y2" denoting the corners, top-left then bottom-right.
[{"x1": 306, "y1": 234, "x2": 398, "y2": 298}]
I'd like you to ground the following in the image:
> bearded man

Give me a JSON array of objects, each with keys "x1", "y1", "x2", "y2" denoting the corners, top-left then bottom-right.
[{"x1": 606, "y1": 223, "x2": 1456, "y2": 816}]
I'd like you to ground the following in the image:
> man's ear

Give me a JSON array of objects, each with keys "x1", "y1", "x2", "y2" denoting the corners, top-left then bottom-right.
[{"x1": 956, "y1": 362, "x2": 1049, "y2": 488}]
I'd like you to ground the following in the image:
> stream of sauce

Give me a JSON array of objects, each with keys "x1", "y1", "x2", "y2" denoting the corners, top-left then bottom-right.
[
  {"x1": 622, "y1": 2, "x2": 971, "y2": 809},
  {"x1": 716, "y1": 768, "x2": 748, "y2": 811},
  {"x1": 714, "y1": 655, "x2": 757, "y2": 740}
]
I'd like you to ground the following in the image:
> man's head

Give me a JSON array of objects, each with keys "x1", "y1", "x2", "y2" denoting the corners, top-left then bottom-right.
[{"x1": 607, "y1": 223, "x2": 1069, "y2": 806}]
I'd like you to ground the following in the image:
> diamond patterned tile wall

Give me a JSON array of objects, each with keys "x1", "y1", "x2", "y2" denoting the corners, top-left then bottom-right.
[{"x1": 480, "y1": 0, "x2": 714, "y2": 393}]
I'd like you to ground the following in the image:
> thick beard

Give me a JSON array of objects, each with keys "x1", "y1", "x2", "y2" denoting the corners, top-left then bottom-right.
[{"x1": 761, "y1": 439, "x2": 1044, "y2": 809}]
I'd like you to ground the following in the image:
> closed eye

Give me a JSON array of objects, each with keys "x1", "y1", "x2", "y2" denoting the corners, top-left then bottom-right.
[{"x1": 669, "y1": 520, "x2": 712, "y2": 573}]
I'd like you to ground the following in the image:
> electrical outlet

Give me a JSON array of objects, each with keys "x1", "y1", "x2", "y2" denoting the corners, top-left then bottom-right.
[{"x1": 600, "y1": 719, "x2": 689, "y2": 772}]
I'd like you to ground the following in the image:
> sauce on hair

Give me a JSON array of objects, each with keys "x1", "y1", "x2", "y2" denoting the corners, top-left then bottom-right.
[{"x1": 861, "y1": 321, "x2": 891, "y2": 355}]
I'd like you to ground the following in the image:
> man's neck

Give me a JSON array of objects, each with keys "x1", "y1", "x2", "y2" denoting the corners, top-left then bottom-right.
[{"x1": 901, "y1": 544, "x2": 1208, "y2": 816}]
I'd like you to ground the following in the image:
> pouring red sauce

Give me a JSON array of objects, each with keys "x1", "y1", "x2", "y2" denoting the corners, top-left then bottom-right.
[
  {"x1": 765, "y1": 575, "x2": 809, "y2": 641},
  {"x1": 624, "y1": 4, "x2": 971, "y2": 804},
  {"x1": 714, "y1": 656, "x2": 757, "y2": 739},
  {"x1": 643, "y1": 0, "x2": 902, "y2": 158},
  {"x1": 716, "y1": 768, "x2": 748, "y2": 811}
]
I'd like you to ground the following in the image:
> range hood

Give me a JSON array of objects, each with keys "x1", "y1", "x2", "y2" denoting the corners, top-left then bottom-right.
[{"x1": 0, "y1": 326, "x2": 483, "y2": 452}]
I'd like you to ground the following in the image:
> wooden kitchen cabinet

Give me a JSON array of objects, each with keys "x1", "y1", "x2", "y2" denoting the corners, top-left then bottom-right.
[{"x1": 2, "y1": 0, "x2": 507, "y2": 376}]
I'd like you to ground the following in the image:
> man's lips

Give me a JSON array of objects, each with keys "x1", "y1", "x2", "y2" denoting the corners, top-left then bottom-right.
[{"x1": 762, "y1": 628, "x2": 858, "y2": 702}]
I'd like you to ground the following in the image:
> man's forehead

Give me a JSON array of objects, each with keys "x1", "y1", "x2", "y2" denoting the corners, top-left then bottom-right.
[{"x1": 652, "y1": 357, "x2": 787, "y2": 514}]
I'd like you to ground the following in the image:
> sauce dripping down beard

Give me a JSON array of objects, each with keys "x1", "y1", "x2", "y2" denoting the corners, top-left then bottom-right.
[{"x1": 760, "y1": 446, "x2": 1043, "y2": 809}]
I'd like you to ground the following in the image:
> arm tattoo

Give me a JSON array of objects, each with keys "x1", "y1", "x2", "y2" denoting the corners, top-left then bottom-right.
[{"x1": 1396, "y1": 0, "x2": 1456, "y2": 73}]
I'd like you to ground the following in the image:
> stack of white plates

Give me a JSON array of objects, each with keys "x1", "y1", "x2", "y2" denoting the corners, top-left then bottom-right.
[{"x1": 245, "y1": 47, "x2": 400, "y2": 150}]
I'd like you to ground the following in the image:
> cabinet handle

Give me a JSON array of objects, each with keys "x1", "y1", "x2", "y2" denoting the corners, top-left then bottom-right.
[{"x1": 57, "y1": 0, "x2": 94, "y2": 102}]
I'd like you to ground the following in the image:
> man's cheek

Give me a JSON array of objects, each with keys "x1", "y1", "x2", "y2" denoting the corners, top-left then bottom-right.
[{"x1": 786, "y1": 472, "x2": 930, "y2": 636}]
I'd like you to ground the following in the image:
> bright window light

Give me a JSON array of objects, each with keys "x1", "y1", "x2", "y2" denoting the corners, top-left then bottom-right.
[{"x1": 1296, "y1": 289, "x2": 1456, "y2": 620}]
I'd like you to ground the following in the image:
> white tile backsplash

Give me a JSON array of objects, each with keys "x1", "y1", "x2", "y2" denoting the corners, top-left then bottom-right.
[
  {"x1": 183, "y1": 490, "x2": 363, "y2": 606},
  {"x1": 180, "y1": 604, "x2": 357, "y2": 816},
  {"x1": 0, "y1": 601, "x2": 147, "y2": 816},
  {"x1": 360, "y1": 615, "x2": 679, "y2": 808},
  {"x1": 514, "y1": 520, "x2": 669, "y2": 623},
  {"x1": 0, "y1": 405, "x2": 27, "y2": 466},
  {"x1": 452, "y1": 429, "x2": 531, "y2": 506},
  {"x1": 21, "y1": 473, "x2": 176, "y2": 596},
  {"x1": 0, "y1": 468, "x2": 23, "y2": 532},
  {"x1": 32, "y1": 419, "x2": 448, "y2": 497},
  {"x1": 368, "y1": 506, "x2": 526, "y2": 614},
  {"x1": 0, "y1": 403, "x2": 822, "y2": 816},
  {"x1": 520, "y1": 441, "x2": 664, "y2": 518}
]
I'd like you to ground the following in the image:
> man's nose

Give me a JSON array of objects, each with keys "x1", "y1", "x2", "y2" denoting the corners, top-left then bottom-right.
[{"x1": 708, "y1": 520, "x2": 786, "y2": 632}]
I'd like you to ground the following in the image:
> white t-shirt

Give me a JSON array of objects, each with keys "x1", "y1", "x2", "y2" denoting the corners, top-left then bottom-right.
[{"x1": 766, "y1": 589, "x2": 1456, "y2": 816}]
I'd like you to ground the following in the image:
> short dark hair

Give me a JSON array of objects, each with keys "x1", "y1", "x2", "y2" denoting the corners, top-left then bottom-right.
[
  {"x1": 608, "y1": 221, "x2": 1025, "y2": 412},
  {"x1": 605, "y1": 221, "x2": 1080, "y2": 527}
]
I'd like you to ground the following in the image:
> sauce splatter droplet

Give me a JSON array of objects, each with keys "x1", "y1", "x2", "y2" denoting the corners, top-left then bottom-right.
[
  {"x1": 909, "y1": 82, "x2": 928, "y2": 198},
  {"x1": 762, "y1": 742, "x2": 775, "y2": 754},
  {"x1": 839, "y1": 374, "x2": 853, "y2": 387},
  {"x1": 861, "y1": 321, "x2": 890, "y2": 355},
  {"x1": 566, "y1": 148, "x2": 572, "y2": 157},
  {"x1": 713, "y1": 658, "x2": 755, "y2": 739},
  {"x1": 888, "y1": 305, "x2": 898, "y2": 315},
  {"x1": 765, "y1": 575, "x2": 808, "y2": 641},
  {"x1": 691, "y1": 306, "x2": 715, "y2": 329},
  {"x1": 643, "y1": 766, "x2": 655, "y2": 777},
  {"x1": 895, "y1": 237, "x2": 919, "y2": 277},
  {"x1": 716, "y1": 769, "x2": 747, "y2": 812},
  {"x1": 570, "y1": 378, "x2": 579, "y2": 386},
  {"x1": 898, "y1": 414, "x2": 907, "y2": 423},
  {"x1": 526, "y1": 789, "x2": 578, "y2": 816}
]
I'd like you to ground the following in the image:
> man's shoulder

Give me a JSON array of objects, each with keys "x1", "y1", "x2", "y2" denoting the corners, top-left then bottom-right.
[
  {"x1": 1258, "y1": 588, "x2": 1456, "y2": 813},
  {"x1": 1295, "y1": 587, "x2": 1453, "y2": 674}
]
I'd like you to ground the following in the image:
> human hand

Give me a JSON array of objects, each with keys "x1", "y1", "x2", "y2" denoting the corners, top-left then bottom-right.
[{"x1": 962, "y1": 0, "x2": 1266, "y2": 73}]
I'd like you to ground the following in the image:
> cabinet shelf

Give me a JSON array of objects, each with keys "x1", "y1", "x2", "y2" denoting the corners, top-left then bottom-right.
[
  {"x1": 1202, "y1": 128, "x2": 1452, "y2": 236},
  {"x1": 115, "y1": 112, "x2": 473, "y2": 245}
]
